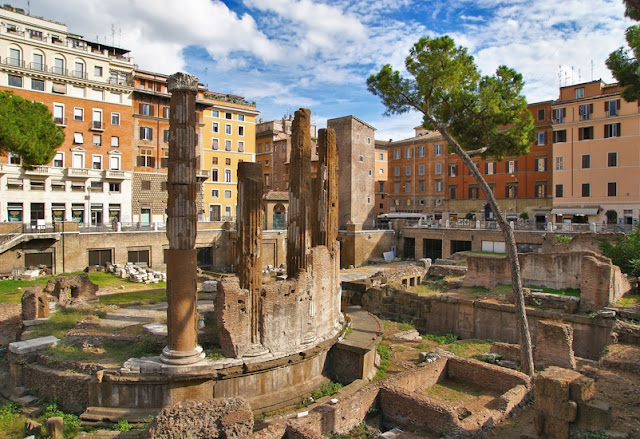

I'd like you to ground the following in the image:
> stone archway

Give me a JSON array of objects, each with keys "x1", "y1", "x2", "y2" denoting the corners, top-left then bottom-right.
[{"x1": 273, "y1": 203, "x2": 286, "y2": 230}]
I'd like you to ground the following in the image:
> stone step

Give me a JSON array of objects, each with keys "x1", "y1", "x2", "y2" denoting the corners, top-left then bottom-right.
[
  {"x1": 11, "y1": 386, "x2": 30, "y2": 397},
  {"x1": 18, "y1": 395, "x2": 40, "y2": 406},
  {"x1": 81, "y1": 406, "x2": 160, "y2": 423}
]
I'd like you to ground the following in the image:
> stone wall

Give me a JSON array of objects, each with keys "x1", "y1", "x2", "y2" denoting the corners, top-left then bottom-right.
[
  {"x1": 357, "y1": 288, "x2": 614, "y2": 360},
  {"x1": 338, "y1": 228, "x2": 395, "y2": 268},
  {"x1": 0, "y1": 303, "x2": 21, "y2": 345},
  {"x1": 24, "y1": 363, "x2": 91, "y2": 414},
  {"x1": 462, "y1": 252, "x2": 631, "y2": 310}
]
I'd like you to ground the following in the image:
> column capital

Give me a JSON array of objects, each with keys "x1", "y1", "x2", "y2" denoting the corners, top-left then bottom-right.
[{"x1": 168, "y1": 72, "x2": 199, "y2": 92}]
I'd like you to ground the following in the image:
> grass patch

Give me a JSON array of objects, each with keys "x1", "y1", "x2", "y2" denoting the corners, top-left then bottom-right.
[
  {"x1": 422, "y1": 332, "x2": 458, "y2": 345},
  {"x1": 423, "y1": 378, "x2": 487, "y2": 404},
  {"x1": 40, "y1": 400, "x2": 81, "y2": 438},
  {"x1": 464, "y1": 251, "x2": 506, "y2": 257},
  {"x1": 398, "y1": 321, "x2": 415, "y2": 331},
  {"x1": 98, "y1": 289, "x2": 167, "y2": 306},
  {"x1": 311, "y1": 381, "x2": 343, "y2": 400},
  {"x1": 0, "y1": 402, "x2": 23, "y2": 439},
  {"x1": 445, "y1": 339, "x2": 493, "y2": 359},
  {"x1": 44, "y1": 335, "x2": 163, "y2": 364},
  {"x1": 25, "y1": 307, "x2": 91, "y2": 339},
  {"x1": 373, "y1": 343, "x2": 391, "y2": 381},
  {"x1": 0, "y1": 278, "x2": 51, "y2": 303},
  {"x1": 616, "y1": 293, "x2": 640, "y2": 308},
  {"x1": 410, "y1": 284, "x2": 443, "y2": 296}
]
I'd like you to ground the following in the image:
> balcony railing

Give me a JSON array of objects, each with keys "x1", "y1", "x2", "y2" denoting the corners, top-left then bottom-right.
[
  {"x1": 91, "y1": 121, "x2": 104, "y2": 131},
  {"x1": 53, "y1": 117, "x2": 66, "y2": 126},
  {"x1": 104, "y1": 170, "x2": 127, "y2": 179},
  {"x1": 66, "y1": 168, "x2": 90, "y2": 178},
  {"x1": 25, "y1": 166, "x2": 49, "y2": 175}
]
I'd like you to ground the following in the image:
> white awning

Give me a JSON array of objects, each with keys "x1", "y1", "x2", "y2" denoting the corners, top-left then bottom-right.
[{"x1": 551, "y1": 208, "x2": 599, "y2": 215}]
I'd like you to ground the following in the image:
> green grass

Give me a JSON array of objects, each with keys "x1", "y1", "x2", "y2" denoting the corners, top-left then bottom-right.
[
  {"x1": 445, "y1": 339, "x2": 493, "y2": 359},
  {"x1": 311, "y1": 381, "x2": 343, "y2": 400},
  {"x1": 616, "y1": 293, "x2": 640, "y2": 308},
  {"x1": 40, "y1": 400, "x2": 81, "y2": 439},
  {"x1": 398, "y1": 321, "x2": 415, "y2": 331},
  {"x1": 527, "y1": 285, "x2": 580, "y2": 297},
  {"x1": 463, "y1": 251, "x2": 506, "y2": 257},
  {"x1": 25, "y1": 307, "x2": 91, "y2": 339},
  {"x1": 0, "y1": 278, "x2": 51, "y2": 303},
  {"x1": 0, "y1": 402, "x2": 23, "y2": 439},
  {"x1": 44, "y1": 335, "x2": 163, "y2": 364},
  {"x1": 98, "y1": 289, "x2": 167, "y2": 306},
  {"x1": 410, "y1": 284, "x2": 443, "y2": 296},
  {"x1": 373, "y1": 343, "x2": 391, "y2": 381},
  {"x1": 422, "y1": 332, "x2": 458, "y2": 345}
]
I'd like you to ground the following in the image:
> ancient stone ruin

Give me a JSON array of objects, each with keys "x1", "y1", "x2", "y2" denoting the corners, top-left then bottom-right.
[
  {"x1": 215, "y1": 108, "x2": 342, "y2": 358},
  {"x1": 43, "y1": 273, "x2": 99, "y2": 306},
  {"x1": 20, "y1": 285, "x2": 50, "y2": 320}
]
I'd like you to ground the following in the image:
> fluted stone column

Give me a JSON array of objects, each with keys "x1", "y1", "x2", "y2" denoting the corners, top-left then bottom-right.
[
  {"x1": 312, "y1": 128, "x2": 339, "y2": 253},
  {"x1": 161, "y1": 72, "x2": 204, "y2": 365},
  {"x1": 287, "y1": 108, "x2": 312, "y2": 278},
  {"x1": 236, "y1": 162, "x2": 264, "y2": 350}
]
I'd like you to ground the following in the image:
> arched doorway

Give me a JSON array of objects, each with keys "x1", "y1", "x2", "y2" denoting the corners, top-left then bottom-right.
[{"x1": 273, "y1": 203, "x2": 286, "y2": 230}]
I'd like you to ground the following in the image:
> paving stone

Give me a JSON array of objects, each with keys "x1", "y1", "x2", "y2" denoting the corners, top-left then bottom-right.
[{"x1": 9, "y1": 336, "x2": 59, "y2": 354}]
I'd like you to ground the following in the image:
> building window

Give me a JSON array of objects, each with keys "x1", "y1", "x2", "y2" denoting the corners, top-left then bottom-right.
[
  {"x1": 418, "y1": 180, "x2": 426, "y2": 192},
  {"x1": 405, "y1": 147, "x2": 412, "y2": 159},
  {"x1": 225, "y1": 140, "x2": 232, "y2": 151},
  {"x1": 212, "y1": 157, "x2": 218, "y2": 165},
  {"x1": 109, "y1": 182, "x2": 121, "y2": 193},
  {"x1": 73, "y1": 107, "x2": 84, "y2": 121},
  {"x1": 211, "y1": 189, "x2": 219, "y2": 198},
  {"x1": 405, "y1": 165, "x2": 411, "y2": 176},
  {"x1": 110, "y1": 136, "x2": 119, "y2": 148},
  {"x1": 94, "y1": 66, "x2": 103, "y2": 77},
  {"x1": 224, "y1": 169, "x2": 232, "y2": 182},
  {"x1": 8, "y1": 75, "x2": 22, "y2": 87},
  {"x1": 139, "y1": 103, "x2": 152, "y2": 116},
  {"x1": 93, "y1": 134, "x2": 101, "y2": 147},
  {"x1": 163, "y1": 107, "x2": 170, "y2": 119},
  {"x1": 73, "y1": 132, "x2": 84, "y2": 144},
  {"x1": 265, "y1": 142, "x2": 270, "y2": 152},
  {"x1": 238, "y1": 141, "x2": 244, "y2": 152},
  {"x1": 394, "y1": 182, "x2": 400, "y2": 193},
  {"x1": 225, "y1": 112, "x2": 232, "y2": 120},
  {"x1": 418, "y1": 164, "x2": 425, "y2": 175},
  {"x1": 608, "y1": 152, "x2": 618, "y2": 167},
  {"x1": 238, "y1": 114, "x2": 245, "y2": 121},
  {"x1": 212, "y1": 110, "x2": 219, "y2": 117},
  {"x1": 140, "y1": 127, "x2": 153, "y2": 141},
  {"x1": 31, "y1": 79, "x2": 44, "y2": 91},
  {"x1": 225, "y1": 124, "x2": 232, "y2": 135},
  {"x1": 553, "y1": 108, "x2": 566, "y2": 124},
  {"x1": 212, "y1": 122, "x2": 219, "y2": 133},
  {"x1": 578, "y1": 103, "x2": 592, "y2": 120},
  {"x1": 605, "y1": 99, "x2": 620, "y2": 117},
  {"x1": 581, "y1": 183, "x2": 590, "y2": 197},
  {"x1": 578, "y1": 126, "x2": 594, "y2": 141},
  {"x1": 506, "y1": 184, "x2": 518, "y2": 198},
  {"x1": 90, "y1": 181, "x2": 103, "y2": 192},
  {"x1": 555, "y1": 184, "x2": 563, "y2": 198},
  {"x1": 53, "y1": 152, "x2": 64, "y2": 167},
  {"x1": 537, "y1": 108, "x2": 545, "y2": 121},
  {"x1": 435, "y1": 179, "x2": 443, "y2": 192},
  {"x1": 393, "y1": 149, "x2": 401, "y2": 160},
  {"x1": 581, "y1": 154, "x2": 591, "y2": 169},
  {"x1": 141, "y1": 180, "x2": 151, "y2": 190},
  {"x1": 553, "y1": 130, "x2": 567, "y2": 143},
  {"x1": 109, "y1": 155, "x2": 121, "y2": 170},
  {"x1": 226, "y1": 158, "x2": 231, "y2": 165},
  {"x1": 507, "y1": 160, "x2": 517, "y2": 174},
  {"x1": 238, "y1": 126, "x2": 244, "y2": 136},
  {"x1": 211, "y1": 169, "x2": 219, "y2": 182},
  {"x1": 378, "y1": 181, "x2": 385, "y2": 192},
  {"x1": 536, "y1": 157, "x2": 547, "y2": 172},
  {"x1": 449, "y1": 185, "x2": 457, "y2": 199},
  {"x1": 608, "y1": 182, "x2": 617, "y2": 197},
  {"x1": 394, "y1": 166, "x2": 400, "y2": 177},
  {"x1": 604, "y1": 123, "x2": 621, "y2": 138},
  {"x1": 405, "y1": 181, "x2": 411, "y2": 193},
  {"x1": 537, "y1": 132, "x2": 546, "y2": 146},
  {"x1": 111, "y1": 113, "x2": 120, "y2": 125},
  {"x1": 486, "y1": 162, "x2": 495, "y2": 175},
  {"x1": 359, "y1": 155, "x2": 364, "y2": 162},
  {"x1": 535, "y1": 182, "x2": 547, "y2": 198},
  {"x1": 73, "y1": 61, "x2": 85, "y2": 79},
  {"x1": 138, "y1": 149, "x2": 154, "y2": 167},
  {"x1": 264, "y1": 173, "x2": 270, "y2": 186},
  {"x1": 224, "y1": 190, "x2": 232, "y2": 198},
  {"x1": 417, "y1": 145, "x2": 426, "y2": 157},
  {"x1": 575, "y1": 87, "x2": 584, "y2": 98},
  {"x1": 555, "y1": 156, "x2": 564, "y2": 171},
  {"x1": 434, "y1": 162, "x2": 443, "y2": 175},
  {"x1": 211, "y1": 138, "x2": 219, "y2": 150},
  {"x1": 449, "y1": 164, "x2": 457, "y2": 177},
  {"x1": 434, "y1": 143, "x2": 443, "y2": 156},
  {"x1": 468, "y1": 186, "x2": 479, "y2": 199}
]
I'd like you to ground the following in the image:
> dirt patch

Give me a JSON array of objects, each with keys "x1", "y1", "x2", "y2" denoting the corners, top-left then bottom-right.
[{"x1": 422, "y1": 378, "x2": 503, "y2": 415}]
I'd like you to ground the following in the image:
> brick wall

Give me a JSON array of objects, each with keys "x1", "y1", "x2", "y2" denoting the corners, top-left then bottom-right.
[{"x1": 0, "y1": 302, "x2": 21, "y2": 345}]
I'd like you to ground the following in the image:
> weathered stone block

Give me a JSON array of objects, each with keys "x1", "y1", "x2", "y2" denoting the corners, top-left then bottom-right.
[
  {"x1": 576, "y1": 399, "x2": 612, "y2": 431},
  {"x1": 535, "y1": 320, "x2": 576, "y2": 370},
  {"x1": 46, "y1": 417, "x2": 63, "y2": 439},
  {"x1": 569, "y1": 375, "x2": 595, "y2": 403},
  {"x1": 21, "y1": 285, "x2": 50, "y2": 320}
]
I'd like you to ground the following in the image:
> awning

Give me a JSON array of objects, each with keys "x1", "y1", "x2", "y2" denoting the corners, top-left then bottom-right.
[{"x1": 551, "y1": 208, "x2": 599, "y2": 215}]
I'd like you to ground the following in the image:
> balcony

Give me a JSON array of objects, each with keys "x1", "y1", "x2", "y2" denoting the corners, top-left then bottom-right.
[
  {"x1": 53, "y1": 116, "x2": 66, "y2": 126},
  {"x1": 197, "y1": 169, "x2": 210, "y2": 181},
  {"x1": 103, "y1": 170, "x2": 128, "y2": 179},
  {"x1": 25, "y1": 166, "x2": 49, "y2": 176},
  {"x1": 66, "y1": 168, "x2": 90, "y2": 179},
  {"x1": 90, "y1": 121, "x2": 105, "y2": 131}
]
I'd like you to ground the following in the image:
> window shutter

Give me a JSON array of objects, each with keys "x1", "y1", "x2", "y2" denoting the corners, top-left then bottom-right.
[
  {"x1": 604, "y1": 101, "x2": 607, "y2": 111},
  {"x1": 139, "y1": 103, "x2": 143, "y2": 114},
  {"x1": 562, "y1": 108, "x2": 566, "y2": 117},
  {"x1": 617, "y1": 99, "x2": 621, "y2": 110},
  {"x1": 149, "y1": 129, "x2": 153, "y2": 141},
  {"x1": 589, "y1": 103, "x2": 593, "y2": 113},
  {"x1": 150, "y1": 105, "x2": 154, "y2": 117},
  {"x1": 544, "y1": 158, "x2": 548, "y2": 171},
  {"x1": 514, "y1": 161, "x2": 518, "y2": 173},
  {"x1": 139, "y1": 127, "x2": 144, "y2": 139},
  {"x1": 137, "y1": 156, "x2": 144, "y2": 167}
]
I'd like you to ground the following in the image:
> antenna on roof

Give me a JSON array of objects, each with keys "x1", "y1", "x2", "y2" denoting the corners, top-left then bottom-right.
[
  {"x1": 27, "y1": 0, "x2": 30, "y2": 14},
  {"x1": 591, "y1": 60, "x2": 594, "y2": 81},
  {"x1": 110, "y1": 24, "x2": 115, "y2": 46},
  {"x1": 578, "y1": 68, "x2": 581, "y2": 83},
  {"x1": 118, "y1": 27, "x2": 121, "y2": 47},
  {"x1": 558, "y1": 66, "x2": 562, "y2": 88}
]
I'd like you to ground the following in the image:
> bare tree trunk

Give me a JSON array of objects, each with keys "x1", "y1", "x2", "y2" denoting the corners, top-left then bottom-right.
[{"x1": 437, "y1": 126, "x2": 535, "y2": 377}]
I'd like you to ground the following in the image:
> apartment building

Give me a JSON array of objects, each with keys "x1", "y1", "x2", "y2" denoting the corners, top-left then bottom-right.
[
  {"x1": 552, "y1": 80, "x2": 640, "y2": 225},
  {"x1": 384, "y1": 129, "x2": 447, "y2": 218},
  {"x1": 201, "y1": 92, "x2": 259, "y2": 221},
  {"x1": 374, "y1": 141, "x2": 388, "y2": 217},
  {"x1": 256, "y1": 116, "x2": 294, "y2": 194},
  {"x1": 0, "y1": 5, "x2": 135, "y2": 225}
]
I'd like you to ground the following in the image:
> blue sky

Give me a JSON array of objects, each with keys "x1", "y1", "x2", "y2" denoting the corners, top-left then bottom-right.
[{"x1": 27, "y1": 0, "x2": 631, "y2": 140}]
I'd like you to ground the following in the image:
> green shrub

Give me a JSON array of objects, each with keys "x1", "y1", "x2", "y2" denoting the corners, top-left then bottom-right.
[
  {"x1": 422, "y1": 333, "x2": 458, "y2": 345},
  {"x1": 0, "y1": 402, "x2": 23, "y2": 437},
  {"x1": 114, "y1": 418, "x2": 132, "y2": 432},
  {"x1": 311, "y1": 381, "x2": 343, "y2": 400},
  {"x1": 42, "y1": 400, "x2": 81, "y2": 438}
]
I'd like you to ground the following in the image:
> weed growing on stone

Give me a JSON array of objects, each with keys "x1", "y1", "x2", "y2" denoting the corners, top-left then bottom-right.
[
  {"x1": 397, "y1": 321, "x2": 415, "y2": 331},
  {"x1": 421, "y1": 333, "x2": 458, "y2": 345},
  {"x1": 41, "y1": 400, "x2": 81, "y2": 438},
  {"x1": 114, "y1": 418, "x2": 132, "y2": 432},
  {"x1": 555, "y1": 235, "x2": 572, "y2": 243},
  {"x1": 445, "y1": 339, "x2": 493, "y2": 359},
  {"x1": 578, "y1": 429, "x2": 609, "y2": 439},
  {"x1": 373, "y1": 343, "x2": 391, "y2": 381},
  {"x1": 311, "y1": 381, "x2": 343, "y2": 400}
]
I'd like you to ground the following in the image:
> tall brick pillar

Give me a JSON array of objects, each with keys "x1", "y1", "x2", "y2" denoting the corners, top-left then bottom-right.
[
  {"x1": 161, "y1": 72, "x2": 204, "y2": 365},
  {"x1": 236, "y1": 162, "x2": 266, "y2": 353},
  {"x1": 287, "y1": 108, "x2": 312, "y2": 278},
  {"x1": 312, "y1": 128, "x2": 339, "y2": 253}
]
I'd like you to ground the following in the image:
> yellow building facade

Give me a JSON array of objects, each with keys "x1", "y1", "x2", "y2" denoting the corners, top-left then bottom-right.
[{"x1": 201, "y1": 92, "x2": 259, "y2": 221}]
